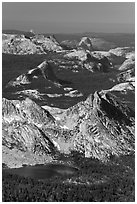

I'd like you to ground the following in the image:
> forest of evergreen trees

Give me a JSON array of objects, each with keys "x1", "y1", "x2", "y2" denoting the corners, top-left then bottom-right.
[{"x1": 2, "y1": 153, "x2": 135, "y2": 202}]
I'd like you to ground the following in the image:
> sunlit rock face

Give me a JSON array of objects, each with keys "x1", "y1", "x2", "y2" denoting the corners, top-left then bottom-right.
[
  {"x1": 115, "y1": 54, "x2": 135, "y2": 92},
  {"x1": 65, "y1": 51, "x2": 112, "y2": 72},
  {"x1": 6, "y1": 60, "x2": 61, "y2": 88},
  {"x1": 93, "y1": 47, "x2": 134, "y2": 67},
  {"x1": 91, "y1": 51, "x2": 125, "y2": 67},
  {"x1": 3, "y1": 59, "x2": 83, "y2": 107},
  {"x1": 56, "y1": 91, "x2": 135, "y2": 160},
  {"x1": 102, "y1": 58, "x2": 135, "y2": 94},
  {"x1": 103, "y1": 82, "x2": 135, "y2": 95},
  {"x1": 64, "y1": 49, "x2": 87, "y2": 61},
  {"x1": 2, "y1": 97, "x2": 56, "y2": 155},
  {"x1": 101, "y1": 52, "x2": 134, "y2": 95},
  {"x1": 109, "y1": 47, "x2": 134, "y2": 58},
  {"x1": 2, "y1": 34, "x2": 46, "y2": 55},
  {"x1": 2, "y1": 97, "x2": 55, "y2": 126},
  {"x1": 78, "y1": 37, "x2": 93, "y2": 51},
  {"x1": 60, "y1": 36, "x2": 116, "y2": 51},
  {"x1": 2, "y1": 34, "x2": 63, "y2": 55},
  {"x1": 2, "y1": 90, "x2": 135, "y2": 166},
  {"x1": 82, "y1": 52, "x2": 112, "y2": 72},
  {"x1": 60, "y1": 39, "x2": 78, "y2": 50},
  {"x1": 118, "y1": 55, "x2": 135, "y2": 71},
  {"x1": 32, "y1": 35, "x2": 63, "y2": 52},
  {"x1": 117, "y1": 68, "x2": 135, "y2": 83}
]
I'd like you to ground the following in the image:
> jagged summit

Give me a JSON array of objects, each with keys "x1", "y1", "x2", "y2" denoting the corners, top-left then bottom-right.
[
  {"x1": 2, "y1": 97, "x2": 57, "y2": 167},
  {"x1": 2, "y1": 97, "x2": 55, "y2": 126},
  {"x1": 6, "y1": 60, "x2": 61, "y2": 88},
  {"x1": 3, "y1": 59, "x2": 84, "y2": 106},
  {"x1": 65, "y1": 50, "x2": 112, "y2": 72},
  {"x1": 2, "y1": 90, "x2": 134, "y2": 167},
  {"x1": 78, "y1": 37, "x2": 93, "y2": 51},
  {"x1": 2, "y1": 33, "x2": 63, "y2": 54},
  {"x1": 58, "y1": 91, "x2": 134, "y2": 159}
]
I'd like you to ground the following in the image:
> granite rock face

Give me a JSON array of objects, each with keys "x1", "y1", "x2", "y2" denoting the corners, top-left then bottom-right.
[
  {"x1": 106, "y1": 82, "x2": 135, "y2": 94},
  {"x1": 117, "y1": 69, "x2": 135, "y2": 83},
  {"x1": 99, "y1": 52, "x2": 135, "y2": 95},
  {"x1": 2, "y1": 34, "x2": 62, "y2": 55},
  {"x1": 2, "y1": 97, "x2": 54, "y2": 168},
  {"x1": 109, "y1": 47, "x2": 134, "y2": 58},
  {"x1": 3, "y1": 59, "x2": 83, "y2": 107},
  {"x1": 2, "y1": 34, "x2": 46, "y2": 55},
  {"x1": 116, "y1": 55, "x2": 135, "y2": 92},
  {"x1": 78, "y1": 37, "x2": 93, "y2": 51},
  {"x1": 32, "y1": 35, "x2": 62, "y2": 52},
  {"x1": 60, "y1": 39, "x2": 78, "y2": 50},
  {"x1": 3, "y1": 90, "x2": 135, "y2": 166},
  {"x1": 82, "y1": 52, "x2": 112, "y2": 72},
  {"x1": 118, "y1": 54, "x2": 135, "y2": 71},
  {"x1": 2, "y1": 97, "x2": 58, "y2": 168},
  {"x1": 2, "y1": 97, "x2": 55, "y2": 127},
  {"x1": 65, "y1": 50, "x2": 112, "y2": 72},
  {"x1": 6, "y1": 60, "x2": 61, "y2": 88},
  {"x1": 58, "y1": 91, "x2": 134, "y2": 160}
]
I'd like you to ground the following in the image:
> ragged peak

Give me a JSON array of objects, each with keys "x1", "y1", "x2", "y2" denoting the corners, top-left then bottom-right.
[
  {"x1": 79, "y1": 37, "x2": 93, "y2": 51},
  {"x1": 2, "y1": 97, "x2": 55, "y2": 126},
  {"x1": 5, "y1": 60, "x2": 61, "y2": 88}
]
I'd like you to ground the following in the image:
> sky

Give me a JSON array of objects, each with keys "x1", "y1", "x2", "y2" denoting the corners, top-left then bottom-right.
[{"x1": 2, "y1": 2, "x2": 135, "y2": 34}]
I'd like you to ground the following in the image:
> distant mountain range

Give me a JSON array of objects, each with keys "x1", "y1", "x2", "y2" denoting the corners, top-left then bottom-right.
[
  {"x1": 3, "y1": 29, "x2": 135, "y2": 48},
  {"x1": 2, "y1": 29, "x2": 135, "y2": 169}
]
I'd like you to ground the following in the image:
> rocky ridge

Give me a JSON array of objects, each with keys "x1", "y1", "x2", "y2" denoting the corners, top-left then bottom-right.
[
  {"x1": 118, "y1": 54, "x2": 135, "y2": 71},
  {"x1": 109, "y1": 47, "x2": 134, "y2": 58},
  {"x1": 2, "y1": 91, "x2": 135, "y2": 167},
  {"x1": 6, "y1": 60, "x2": 61, "y2": 88},
  {"x1": 2, "y1": 34, "x2": 62, "y2": 55},
  {"x1": 78, "y1": 37, "x2": 93, "y2": 51},
  {"x1": 65, "y1": 50, "x2": 112, "y2": 72},
  {"x1": 3, "y1": 33, "x2": 127, "y2": 73},
  {"x1": 110, "y1": 54, "x2": 135, "y2": 94},
  {"x1": 2, "y1": 32, "x2": 135, "y2": 168},
  {"x1": 60, "y1": 36, "x2": 116, "y2": 51},
  {"x1": 4, "y1": 60, "x2": 83, "y2": 104}
]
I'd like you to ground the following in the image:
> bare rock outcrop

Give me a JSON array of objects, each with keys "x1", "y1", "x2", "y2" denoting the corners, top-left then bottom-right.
[
  {"x1": 115, "y1": 54, "x2": 135, "y2": 92},
  {"x1": 109, "y1": 47, "x2": 134, "y2": 58},
  {"x1": 57, "y1": 91, "x2": 135, "y2": 160},
  {"x1": 32, "y1": 35, "x2": 62, "y2": 52},
  {"x1": 118, "y1": 54, "x2": 135, "y2": 71},
  {"x1": 2, "y1": 97, "x2": 56, "y2": 158},
  {"x1": 2, "y1": 34, "x2": 46, "y2": 55},
  {"x1": 6, "y1": 60, "x2": 61, "y2": 88},
  {"x1": 79, "y1": 37, "x2": 93, "y2": 51},
  {"x1": 117, "y1": 68, "x2": 135, "y2": 83},
  {"x1": 65, "y1": 51, "x2": 112, "y2": 72},
  {"x1": 2, "y1": 91, "x2": 135, "y2": 166},
  {"x1": 2, "y1": 33, "x2": 63, "y2": 55}
]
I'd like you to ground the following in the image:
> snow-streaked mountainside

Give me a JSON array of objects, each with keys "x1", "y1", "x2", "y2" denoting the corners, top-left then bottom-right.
[
  {"x1": 2, "y1": 91, "x2": 134, "y2": 168},
  {"x1": 2, "y1": 31, "x2": 135, "y2": 169}
]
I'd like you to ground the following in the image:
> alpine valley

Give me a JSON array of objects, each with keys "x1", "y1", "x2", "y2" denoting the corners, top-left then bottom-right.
[{"x1": 2, "y1": 30, "x2": 135, "y2": 202}]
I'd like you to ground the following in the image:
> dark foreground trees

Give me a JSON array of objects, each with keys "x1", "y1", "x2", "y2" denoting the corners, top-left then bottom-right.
[{"x1": 2, "y1": 154, "x2": 135, "y2": 202}]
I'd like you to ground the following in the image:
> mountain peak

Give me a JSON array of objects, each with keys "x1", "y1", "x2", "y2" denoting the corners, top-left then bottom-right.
[{"x1": 79, "y1": 36, "x2": 93, "y2": 51}]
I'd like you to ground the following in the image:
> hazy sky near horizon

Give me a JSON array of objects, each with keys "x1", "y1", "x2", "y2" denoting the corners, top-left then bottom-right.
[{"x1": 2, "y1": 2, "x2": 135, "y2": 34}]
